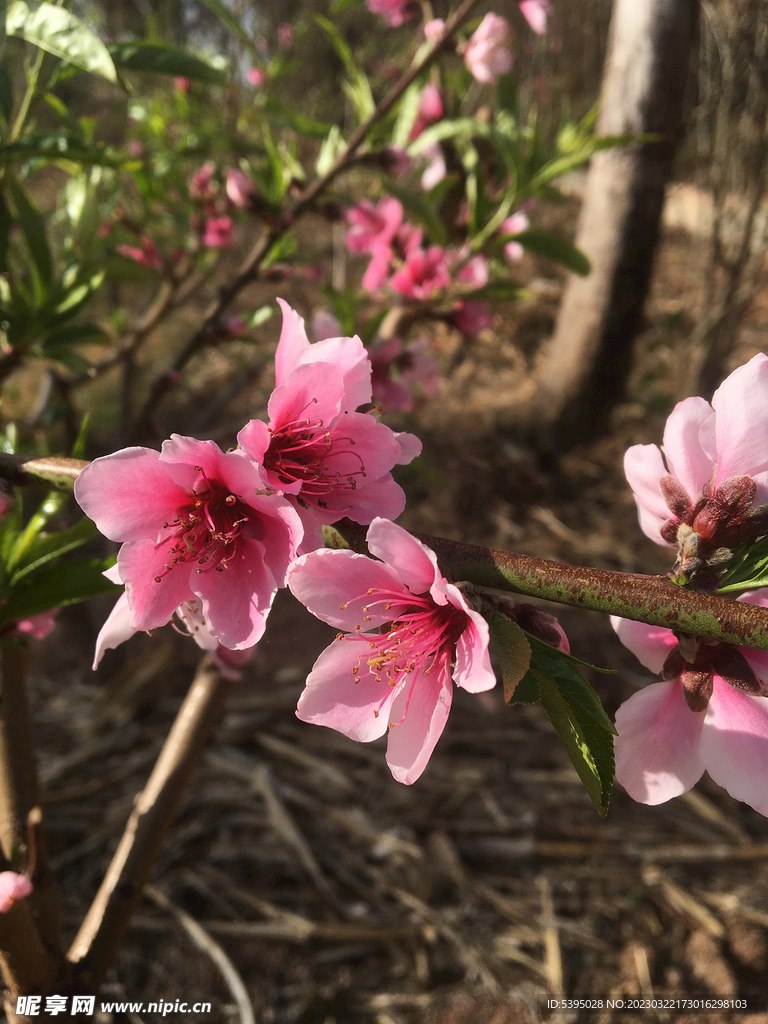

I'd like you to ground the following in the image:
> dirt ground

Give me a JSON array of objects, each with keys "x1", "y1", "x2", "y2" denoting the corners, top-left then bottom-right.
[{"x1": 22, "y1": 192, "x2": 768, "y2": 1024}]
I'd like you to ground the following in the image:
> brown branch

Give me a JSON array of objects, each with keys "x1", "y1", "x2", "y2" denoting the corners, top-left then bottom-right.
[
  {"x1": 67, "y1": 658, "x2": 234, "y2": 987},
  {"x1": 130, "y1": 0, "x2": 482, "y2": 440}
]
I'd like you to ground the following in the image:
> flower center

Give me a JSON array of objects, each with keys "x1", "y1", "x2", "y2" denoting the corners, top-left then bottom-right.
[
  {"x1": 154, "y1": 469, "x2": 249, "y2": 582},
  {"x1": 265, "y1": 401, "x2": 367, "y2": 511},
  {"x1": 338, "y1": 586, "x2": 466, "y2": 721}
]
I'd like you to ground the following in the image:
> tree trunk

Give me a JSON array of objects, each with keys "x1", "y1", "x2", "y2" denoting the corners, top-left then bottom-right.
[{"x1": 533, "y1": 0, "x2": 699, "y2": 446}]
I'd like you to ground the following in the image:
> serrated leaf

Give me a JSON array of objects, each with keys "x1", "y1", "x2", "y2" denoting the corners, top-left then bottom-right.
[
  {"x1": 489, "y1": 613, "x2": 531, "y2": 703},
  {"x1": 6, "y1": 1, "x2": 117, "y2": 81},
  {"x1": 0, "y1": 556, "x2": 119, "y2": 626},
  {"x1": 108, "y1": 42, "x2": 226, "y2": 85},
  {"x1": 512, "y1": 229, "x2": 590, "y2": 275}
]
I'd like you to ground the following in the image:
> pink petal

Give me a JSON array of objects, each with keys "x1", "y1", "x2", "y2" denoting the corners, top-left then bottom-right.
[
  {"x1": 623, "y1": 443, "x2": 672, "y2": 544},
  {"x1": 614, "y1": 680, "x2": 706, "y2": 804},
  {"x1": 267, "y1": 360, "x2": 345, "y2": 439},
  {"x1": 297, "y1": 335, "x2": 373, "y2": 412},
  {"x1": 610, "y1": 616, "x2": 678, "y2": 674},
  {"x1": 297, "y1": 637, "x2": 397, "y2": 742},
  {"x1": 385, "y1": 669, "x2": 452, "y2": 784},
  {"x1": 335, "y1": 474, "x2": 406, "y2": 525},
  {"x1": 93, "y1": 591, "x2": 135, "y2": 668},
  {"x1": 392, "y1": 430, "x2": 423, "y2": 465},
  {"x1": 236, "y1": 418, "x2": 271, "y2": 464},
  {"x1": 0, "y1": 872, "x2": 32, "y2": 912},
  {"x1": 661, "y1": 397, "x2": 715, "y2": 503},
  {"x1": 366, "y1": 517, "x2": 439, "y2": 595},
  {"x1": 712, "y1": 353, "x2": 768, "y2": 481},
  {"x1": 119, "y1": 538, "x2": 196, "y2": 630},
  {"x1": 453, "y1": 608, "x2": 496, "y2": 692},
  {"x1": 519, "y1": 0, "x2": 551, "y2": 34},
  {"x1": 195, "y1": 535, "x2": 275, "y2": 649},
  {"x1": 700, "y1": 677, "x2": 768, "y2": 815},
  {"x1": 75, "y1": 448, "x2": 193, "y2": 543},
  {"x1": 274, "y1": 298, "x2": 310, "y2": 387},
  {"x1": 288, "y1": 548, "x2": 407, "y2": 630}
]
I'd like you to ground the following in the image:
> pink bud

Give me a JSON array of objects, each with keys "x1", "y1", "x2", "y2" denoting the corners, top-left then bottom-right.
[
  {"x1": 519, "y1": 0, "x2": 552, "y2": 35},
  {"x1": 277, "y1": 23, "x2": 293, "y2": 49},
  {"x1": 225, "y1": 168, "x2": 258, "y2": 210},
  {"x1": 15, "y1": 610, "x2": 58, "y2": 640},
  {"x1": 189, "y1": 160, "x2": 217, "y2": 202},
  {"x1": 0, "y1": 872, "x2": 32, "y2": 912},
  {"x1": 202, "y1": 216, "x2": 234, "y2": 249},
  {"x1": 424, "y1": 19, "x2": 446, "y2": 43},
  {"x1": 366, "y1": 0, "x2": 412, "y2": 27},
  {"x1": 247, "y1": 67, "x2": 265, "y2": 86},
  {"x1": 464, "y1": 13, "x2": 513, "y2": 84},
  {"x1": 173, "y1": 76, "x2": 192, "y2": 93}
]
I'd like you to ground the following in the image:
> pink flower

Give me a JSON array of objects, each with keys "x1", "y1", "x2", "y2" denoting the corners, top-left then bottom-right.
[
  {"x1": 409, "y1": 83, "x2": 444, "y2": 140},
  {"x1": 117, "y1": 237, "x2": 163, "y2": 272},
  {"x1": 288, "y1": 518, "x2": 496, "y2": 783},
  {"x1": 225, "y1": 169, "x2": 258, "y2": 210},
  {"x1": 611, "y1": 591, "x2": 768, "y2": 815},
  {"x1": 362, "y1": 245, "x2": 394, "y2": 292},
  {"x1": 203, "y1": 216, "x2": 234, "y2": 249},
  {"x1": 15, "y1": 610, "x2": 57, "y2": 640},
  {"x1": 453, "y1": 300, "x2": 493, "y2": 336},
  {"x1": 424, "y1": 19, "x2": 446, "y2": 43},
  {"x1": 464, "y1": 13, "x2": 513, "y2": 84},
  {"x1": 247, "y1": 67, "x2": 265, "y2": 86},
  {"x1": 390, "y1": 246, "x2": 450, "y2": 299},
  {"x1": 456, "y1": 251, "x2": 489, "y2": 289},
  {"x1": 420, "y1": 142, "x2": 447, "y2": 190},
  {"x1": 519, "y1": 0, "x2": 552, "y2": 35},
  {"x1": 366, "y1": 0, "x2": 412, "y2": 27},
  {"x1": 500, "y1": 210, "x2": 530, "y2": 263},
  {"x1": 346, "y1": 198, "x2": 403, "y2": 254},
  {"x1": 75, "y1": 436, "x2": 303, "y2": 650},
  {"x1": 173, "y1": 76, "x2": 191, "y2": 93},
  {"x1": 0, "y1": 872, "x2": 32, "y2": 913},
  {"x1": 371, "y1": 337, "x2": 439, "y2": 413},
  {"x1": 624, "y1": 354, "x2": 768, "y2": 555},
  {"x1": 277, "y1": 23, "x2": 293, "y2": 49},
  {"x1": 237, "y1": 301, "x2": 421, "y2": 551},
  {"x1": 189, "y1": 160, "x2": 217, "y2": 202}
]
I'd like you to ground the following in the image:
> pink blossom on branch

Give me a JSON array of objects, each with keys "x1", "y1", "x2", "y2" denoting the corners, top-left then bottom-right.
[
  {"x1": 346, "y1": 198, "x2": 403, "y2": 254},
  {"x1": 117, "y1": 237, "x2": 163, "y2": 272},
  {"x1": 237, "y1": 300, "x2": 421, "y2": 551},
  {"x1": 424, "y1": 19, "x2": 446, "y2": 43},
  {"x1": 390, "y1": 246, "x2": 451, "y2": 299},
  {"x1": 366, "y1": 0, "x2": 413, "y2": 28},
  {"x1": 464, "y1": 13, "x2": 513, "y2": 84},
  {"x1": 225, "y1": 169, "x2": 258, "y2": 211},
  {"x1": 409, "y1": 83, "x2": 444, "y2": 140},
  {"x1": 519, "y1": 0, "x2": 552, "y2": 35},
  {"x1": 75, "y1": 436, "x2": 303, "y2": 650},
  {"x1": 288, "y1": 518, "x2": 496, "y2": 784},
  {"x1": 247, "y1": 67, "x2": 265, "y2": 86},
  {"x1": 611, "y1": 590, "x2": 768, "y2": 815},
  {"x1": 624, "y1": 354, "x2": 768, "y2": 554},
  {"x1": 202, "y1": 216, "x2": 234, "y2": 249},
  {"x1": 0, "y1": 872, "x2": 32, "y2": 913},
  {"x1": 189, "y1": 160, "x2": 217, "y2": 202},
  {"x1": 499, "y1": 210, "x2": 530, "y2": 263}
]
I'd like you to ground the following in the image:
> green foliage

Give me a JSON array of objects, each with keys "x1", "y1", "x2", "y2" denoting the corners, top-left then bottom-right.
[
  {"x1": 488, "y1": 614, "x2": 531, "y2": 702},
  {"x1": 716, "y1": 536, "x2": 768, "y2": 594},
  {"x1": 107, "y1": 42, "x2": 226, "y2": 85},
  {"x1": 6, "y1": 1, "x2": 117, "y2": 80}
]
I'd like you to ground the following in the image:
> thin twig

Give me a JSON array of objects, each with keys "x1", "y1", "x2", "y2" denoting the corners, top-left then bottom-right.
[
  {"x1": 130, "y1": 0, "x2": 482, "y2": 440},
  {"x1": 67, "y1": 658, "x2": 234, "y2": 987}
]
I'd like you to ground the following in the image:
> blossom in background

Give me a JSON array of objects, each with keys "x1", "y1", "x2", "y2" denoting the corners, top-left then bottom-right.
[
  {"x1": 500, "y1": 210, "x2": 530, "y2": 263},
  {"x1": 310, "y1": 309, "x2": 342, "y2": 342},
  {"x1": 15, "y1": 610, "x2": 58, "y2": 641},
  {"x1": 361, "y1": 222, "x2": 422, "y2": 293},
  {"x1": 420, "y1": 142, "x2": 447, "y2": 191},
  {"x1": 277, "y1": 23, "x2": 293, "y2": 49},
  {"x1": 371, "y1": 337, "x2": 439, "y2": 413},
  {"x1": 453, "y1": 300, "x2": 493, "y2": 337},
  {"x1": 611, "y1": 590, "x2": 768, "y2": 815},
  {"x1": 202, "y1": 215, "x2": 234, "y2": 249},
  {"x1": 424, "y1": 19, "x2": 445, "y2": 43},
  {"x1": 117, "y1": 237, "x2": 163, "y2": 272},
  {"x1": 464, "y1": 13, "x2": 513, "y2": 84},
  {"x1": 390, "y1": 246, "x2": 451, "y2": 300},
  {"x1": 189, "y1": 160, "x2": 217, "y2": 203},
  {"x1": 288, "y1": 518, "x2": 496, "y2": 784},
  {"x1": 238, "y1": 301, "x2": 421, "y2": 551},
  {"x1": 380, "y1": 146, "x2": 413, "y2": 178},
  {"x1": 366, "y1": 0, "x2": 412, "y2": 28},
  {"x1": 519, "y1": 0, "x2": 552, "y2": 35},
  {"x1": 247, "y1": 67, "x2": 265, "y2": 86},
  {"x1": 346, "y1": 198, "x2": 403, "y2": 255},
  {"x1": 409, "y1": 83, "x2": 444, "y2": 140},
  {"x1": 173, "y1": 76, "x2": 191, "y2": 93},
  {"x1": 75, "y1": 435, "x2": 303, "y2": 650},
  {"x1": 0, "y1": 872, "x2": 32, "y2": 913},
  {"x1": 225, "y1": 169, "x2": 259, "y2": 211},
  {"x1": 624, "y1": 354, "x2": 768, "y2": 553}
]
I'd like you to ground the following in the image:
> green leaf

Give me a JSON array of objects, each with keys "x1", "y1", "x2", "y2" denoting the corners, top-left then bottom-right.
[
  {"x1": 0, "y1": 63, "x2": 12, "y2": 120},
  {"x1": 6, "y1": 1, "x2": 117, "y2": 81},
  {"x1": 0, "y1": 131, "x2": 139, "y2": 167},
  {"x1": 0, "y1": 191, "x2": 11, "y2": 271},
  {"x1": 315, "y1": 15, "x2": 374, "y2": 123},
  {"x1": 384, "y1": 180, "x2": 448, "y2": 246},
  {"x1": 9, "y1": 515, "x2": 97, "y2": 585},
  {"x1": 489, "y1": 614, "x2": 531, "y2": 703},
  {"x1": 108, "y1": 42, "x2": 226, "y2": 85},
  {"x1": 0, "y1": 0, "x2": 6, "y2": 59},
  {"x1": 524, "y1": 634, "x2": 616, "y2": 816},
  {"x1": 391, "y1": 81, "x2": 421, "y2": 149},
  {"x1": 6, "y1": 488, "x2": 67, "y2": 572},
  {"x1": 529, "y1": 134, "x2": 637, "y2": 190},
  {"x1": 0, "y1": 556, "x2": 119, "y2": 626},
  {"x1": 716, "y1": 535, "x2": 768, "y2": 594},
  {"x1": 511, "y1": 229, "x2": 591, "y2": 275},
  {"x1": 315, "y1": 123, "x2": 345, "y2": 177},
  {"x1": 196, "y1": 0, "x2": 258, "y2": 58},
  {"x1": 5, "y1": 174, "x2": 53, "y2": 298},
  {"x1": 466, "y1": 281, "x2": 527, "y2": 303}
]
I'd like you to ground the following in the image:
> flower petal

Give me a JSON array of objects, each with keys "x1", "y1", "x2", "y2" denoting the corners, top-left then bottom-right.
[
  {"x1": 75, "y1": 448, "x2": 192, "y2": 543},
  {"x1": 614, "y1": 680, "x2": 706, "y2": 804},
  {"x1": 453, "y1": 609, "x2": 496, "y2": 693},
  {"x1": 93, "y1": 591, "x2": 135, "y2": 668},
  {"x1": 712, "y1": 353, "x2": 768, "y2": 480},
  {"x1": 119, "y1": 538, "x2": 195, "y2": 631},
  {"x1": 662, "y1": 397, "x2": 715, "y2": 502},
  {"x1": 366, "y1": 517, "x2": 440, "y2": 595},
  {"x1": 296, "y1": 636, "x2": 396, "y2": 742},
  {"x1": 623, "y1": 444, "x2": 672, "y2": 545},
  {"x1": 288, "y1": 548, "x2": 407, "y2": 630},
  {"x1": 700, "y1": 677, "x2": 768, "y2": 814},
  {"x1": 267, "y1": 360, "x2": 345, "y2": 436},
  {"x1": 195, "y1": 535, "x2": 276, "y2": 649},
  {"x1": 610, "y1": 616, "x2": 678, "y2": 674},
  {"x1": 274, "y1": 298, "x2": 310, "y2": 387},
  {"x1": 385, "y1": 669, "x2": 452, "y2": 784}
]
